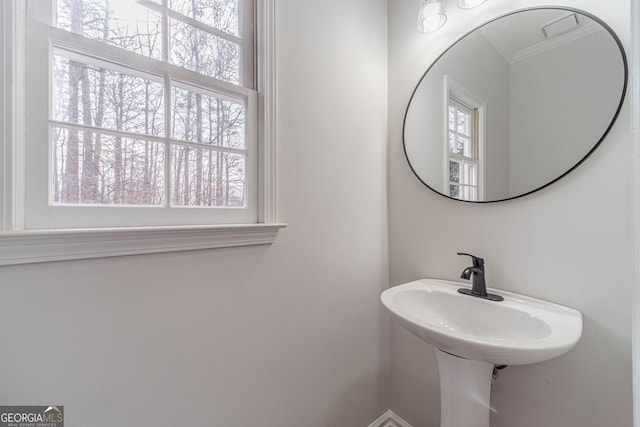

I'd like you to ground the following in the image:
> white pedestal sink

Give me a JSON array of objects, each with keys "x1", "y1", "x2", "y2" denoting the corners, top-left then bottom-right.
[{"x1": 381, "y1": 279, "x2": 582, "y2": 427}]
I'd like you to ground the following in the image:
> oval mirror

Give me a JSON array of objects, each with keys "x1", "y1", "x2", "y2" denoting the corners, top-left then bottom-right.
[{"x1": 403, "y1": 7, "x2": 627, "y2": 202}]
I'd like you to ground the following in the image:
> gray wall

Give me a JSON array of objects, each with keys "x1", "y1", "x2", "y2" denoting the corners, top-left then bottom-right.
[
  {"x1": 509, "y1": 29, "x2": 625, "y2": 196},
  {"x1": 0, "y1": 0, "x2": 390, "y2": 426},
  {"x1": 388, "y1": 0, "x2": 633, "y2": 426}
]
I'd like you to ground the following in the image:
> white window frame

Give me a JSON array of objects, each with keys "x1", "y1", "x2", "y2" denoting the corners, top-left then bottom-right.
[
  {"x1": 443, "y1": 75, "x2": 485, "y2": 201},
  {"x1": 0, "y1": 0, "x2": 283, "y2": 265}
]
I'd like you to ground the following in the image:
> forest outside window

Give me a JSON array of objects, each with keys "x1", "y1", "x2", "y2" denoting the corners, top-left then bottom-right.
[{"x1": 23, "y1": 0, "x2": 259, "y2": 228}]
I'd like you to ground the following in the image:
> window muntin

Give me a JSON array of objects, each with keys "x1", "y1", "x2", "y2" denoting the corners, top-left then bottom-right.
[
  {"x1": 447, "y1": 97, "x2": 479, "y2": 201},
  {"x1": 25, "y1": 0, "x2": 257, "y2": 228}
]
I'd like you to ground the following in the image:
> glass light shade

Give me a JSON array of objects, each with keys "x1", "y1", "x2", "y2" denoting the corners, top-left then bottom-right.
[
  {"x1": 457, "y1": 0, "x2": 487, "y2": 9},
  {"x1": 418, "y1": 0, "x2": 447, "y2": 32}
]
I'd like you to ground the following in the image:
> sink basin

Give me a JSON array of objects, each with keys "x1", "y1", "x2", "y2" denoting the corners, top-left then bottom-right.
[
  {"x1": 382, "y1": 278, "x2": 583, "y2": 427},
  {"x1": 381, "y1": 279, "x2": 582, "y2": 365}
]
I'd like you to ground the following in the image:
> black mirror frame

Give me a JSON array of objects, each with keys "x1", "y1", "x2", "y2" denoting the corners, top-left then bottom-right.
[{"x1": 402, "y1": 6, "x2": 628, "y2": 203}]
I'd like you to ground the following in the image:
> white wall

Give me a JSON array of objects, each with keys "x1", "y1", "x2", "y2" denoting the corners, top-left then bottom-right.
[
  {"x1": 388, "y1": 0, "x2": 633, "y2": 426},
  {"x1": 0, "y1": 1, "x2": 390, "y2": 426},
  {"x1": 509, "y1": 29, "x2": 625, "y2": 195}
]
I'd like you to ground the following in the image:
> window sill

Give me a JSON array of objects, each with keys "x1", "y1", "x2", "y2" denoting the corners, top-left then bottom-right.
[{"x1": 0, "y1": 223, "x2": 286, "y2": 265}]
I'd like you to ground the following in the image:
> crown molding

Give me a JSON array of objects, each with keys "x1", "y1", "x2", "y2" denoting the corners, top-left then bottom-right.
[
  {"x1": 510, "y1": 21, "x2": 603, "y2": 64},
  {"x1": 368, "y1": 410, "x2": 413, "y2": 427}
]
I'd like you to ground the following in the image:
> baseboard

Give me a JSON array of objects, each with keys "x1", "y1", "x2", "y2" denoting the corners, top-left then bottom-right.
[{"x1": 368, "y1": 410, "x2": 412, "y2": 427}]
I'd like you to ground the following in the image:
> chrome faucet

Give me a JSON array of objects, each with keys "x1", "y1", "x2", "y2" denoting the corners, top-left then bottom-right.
[{"x1": 457, "y1": 253, "x2": 503, "y2": 301}]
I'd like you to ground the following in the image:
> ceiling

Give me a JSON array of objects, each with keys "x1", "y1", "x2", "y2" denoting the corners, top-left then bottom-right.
[{"x1": 478, "y1": 9, "x2": 600, "y2": 64}]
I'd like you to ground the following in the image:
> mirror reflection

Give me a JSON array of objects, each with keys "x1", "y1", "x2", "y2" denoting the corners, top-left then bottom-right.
[{"x1": 403, "y1": 8, "x2": 627, "y2": 202}]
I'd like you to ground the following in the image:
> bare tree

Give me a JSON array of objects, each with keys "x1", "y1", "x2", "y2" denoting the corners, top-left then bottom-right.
[{"x1": 61, "y1": 0, "x2": 83, "y2": 203}]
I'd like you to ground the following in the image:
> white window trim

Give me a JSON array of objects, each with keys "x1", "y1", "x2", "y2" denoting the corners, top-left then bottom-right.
[
  {"x1": 0, "y1": 223, "x2": 285, "y2": 265},
  {"x1": 442, "y1": 75, "x2": 486, "y2": 200},
  {"x1": 0, "y1": 0, "x2": 283, "y2": 265}
]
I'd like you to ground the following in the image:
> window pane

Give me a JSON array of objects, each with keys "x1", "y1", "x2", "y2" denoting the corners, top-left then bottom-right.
[
  {"x1": 464, "y1": 162, "x2": 477, "y2": 186},
  {"x1": 457, "y1": 109, "x2": 470, "y2": 136},
  {"x1": 457, "y1": 135, "x2": 470, "y2": 157},
  {"x1": 171, "y1": 146, "x2": 245, "y2": 207},
  {"x1": 170, "y1": 18, "x2": 240, "y2": 84},
  {"x1": 53, "y1": 54, "x2": 165, "y2": 136},
  {"x1": 172, "y1": 86, "x2": 245, "y2": 148},
  {"x1": 169, "y1": 0, "x2": 240, "y2": 36},
  {"x1": 52, "y1": 127, "x2": 165, "y2": 205},
  {"x1": 56, "y1": 0, "x2": 162, "y2": 59},
  {"x1": 449, "y1": 161, "x2": 460, "y2": 183},
  {"x1": 447, "y1": 132, "x2": 457, "y2": 154},
  {"x1": 448, "y1": 106, "x2": 455, "y2": 131},
  {"x1": 449, "y1": 184, "x2": 460, "y2": 199},
  {"x1": 460, "y1": 185, "x2": 477, "y2": 202}
]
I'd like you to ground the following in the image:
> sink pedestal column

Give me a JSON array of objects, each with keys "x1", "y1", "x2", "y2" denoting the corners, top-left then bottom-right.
[{"x1": 436, "y1": 350, "x2": 494, "y2": 427}]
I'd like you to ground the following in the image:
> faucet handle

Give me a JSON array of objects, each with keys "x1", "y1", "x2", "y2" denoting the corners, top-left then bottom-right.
[{"x1": 457, "y1": 252, "x2": 484, "y2": 268}]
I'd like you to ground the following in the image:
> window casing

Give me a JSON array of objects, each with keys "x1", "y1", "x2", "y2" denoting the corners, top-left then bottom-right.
[
  {"x1": 0, "y1": 0, "x2": 286, "y2": 265},
  {"x1": 444, "y1": 76, "x2": 485, "y2": 202},
  {"x1": 24, "y1": 0, "x2": 260, "y2": 229},
  {"x1": 447, "y1": 97, "x2": 479, "y2": 201}
]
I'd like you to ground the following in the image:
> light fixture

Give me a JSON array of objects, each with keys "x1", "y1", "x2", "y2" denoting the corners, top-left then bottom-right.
[
  {"x1": 417, "y1": 0, "x2": 447, "y2": 33},
  {"x1": 457, "y1": 0, "x2": 487, "y2": 9}
]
